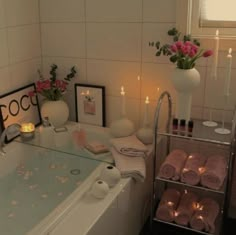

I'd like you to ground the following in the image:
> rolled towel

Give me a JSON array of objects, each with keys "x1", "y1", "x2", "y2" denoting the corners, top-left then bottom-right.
[
  {"x1": 174, "y1": 190, "x2": 198, "y2": 226},
  {"x1": 155, "y1": 188, "x2": 180, "y2": 222},
  {"x1": 181, "y1": 153, "x2": 207, "y2": 185},
  {"x1": 159, "y1": 149, "x2": 188, "y2": 181},
  {"x1": 110, "y1": 147, "x2": 146, "y2": 182},
  {"x1": 201, "y1": 155, "x2": 227, "y2": 190},
  {"x1": 190, "y1": 198, "x2": 220, "y2": 233},
  {"x1": 110, "y1": 135, "x2": 148, "y2": 158}
]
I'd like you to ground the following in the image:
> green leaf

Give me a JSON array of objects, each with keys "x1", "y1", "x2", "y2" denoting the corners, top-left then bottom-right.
[{"x1": 155, "y1": 41, "x2": 160, "y2": 49}]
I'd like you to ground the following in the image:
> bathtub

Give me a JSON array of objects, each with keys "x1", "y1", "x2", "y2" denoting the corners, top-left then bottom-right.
[
  {"x1": 1, "y1": 122, "x2": 154, "y2": 235},
  {"x1": 0, "y1": 139, "x2": 108, "y2": 235}
]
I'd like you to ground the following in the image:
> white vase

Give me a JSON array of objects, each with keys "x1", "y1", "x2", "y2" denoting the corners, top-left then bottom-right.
[
  {"x1": 100, "y1": 165, "x2": 121, "y2": 187},
  {"x1": 171, "y1": 68, "x2": 200, "y2": 121},
  {"x1": 110, "y1": 117, "x2": 135, "y2": 137},
  {"x1": 40, "y1": 100, "x2": 69, "y2": 127},
  {"x1": 90, "y1": 180, "x2": 109, "y2": 199}
]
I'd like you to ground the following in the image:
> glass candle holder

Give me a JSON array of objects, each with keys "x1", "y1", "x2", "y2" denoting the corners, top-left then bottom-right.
[{"x1": 20, "y1": 123, "x2": 35, "y2": 140}]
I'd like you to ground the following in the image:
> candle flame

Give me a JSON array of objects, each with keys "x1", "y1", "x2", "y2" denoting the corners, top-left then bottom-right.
[
  {"x1": 167, "y1": 201, "x2": 174, "y2": 206},
  {"x1": 137, "y1": 76, "x2": 141, "y2": 81},
  {"x1": 216, "y1": 29, "x2": 219, "y2": 36},
  {"x1": 198, "y1": 167, "x2": 205, "y2": 174},
  {"x1": 188, "y1": 155, "x2": 193, "y2": 159},
  {"x1": 174, "y1": 211, "x2": 179, "y2": 217},
  {"x1": 145, "y1": 96, "x2": 149, "y2": 104},
  {"x1": 184, "y1": 189, "x2": 188, "y2": 194},
  {"x1": 121, "y1": 86, "x2": 125, "y2": 95},
  {"x1": 229, "y1": 48, "x2": 232, "y2": 54}
]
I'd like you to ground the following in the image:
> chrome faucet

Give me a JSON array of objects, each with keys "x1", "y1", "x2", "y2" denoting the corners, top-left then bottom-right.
[{"x1": 0, "y1": 123, "x2": 21, "y2": 155}]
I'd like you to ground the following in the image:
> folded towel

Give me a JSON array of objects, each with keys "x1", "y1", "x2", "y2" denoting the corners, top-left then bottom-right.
[
  {"x1": 201, "y1": 155, "x2": 227, "y2": 190},
  {"x1": 155, "y1": 188, "x2": 180, "y2": 222},
  {"x1": 110, "y1": 135, "x2": 148, "y2": 158},
  {"x1": 159, "y1": 149, "x2": 188, "y2": 181},
  {"x1": 181, "y1": 153, "x2": 207, "y2": 185},
  {"x1": 110, "y1": 147, "x2": 146, "y2": 182},
  {"x1": 174, "y1": 191, "x2": 198, "y2": 226},
  {"x1": 190, "y1": 198, "x2": 219, "y2": 233}
]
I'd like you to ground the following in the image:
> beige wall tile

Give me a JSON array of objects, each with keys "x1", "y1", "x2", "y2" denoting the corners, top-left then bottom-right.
[
  {"x1": 86, "y1": 0, "x2": 142, "y2": 22},
  {"x1": 41, "y1": 23, "x2": 86, "y2": 58},
  {"x1": 40, "y1": 0, "x2": 85, "y2": 22}
]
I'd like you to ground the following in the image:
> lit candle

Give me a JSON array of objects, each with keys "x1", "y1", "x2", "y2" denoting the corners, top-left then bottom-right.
[
  {"x1": 143, "y1": 96, "x2": 149, "y2": 126},
  {"x1": 20, "y1": 122, "x2": 35, "y2": 140},
  {"x1": 224, "y1": 48, "x2": 233, "y2": 96},
  {"x1": 212, "y1": 29, "x2": 219, "y2": 80},
  {"x1": 120, "y1": 86, "x2": 126, "y2": 117}
]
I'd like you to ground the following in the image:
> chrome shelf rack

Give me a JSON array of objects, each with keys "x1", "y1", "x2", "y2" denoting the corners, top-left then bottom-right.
[{"x1": 150, "y1": 91, "x2": 236, "y2": 235}]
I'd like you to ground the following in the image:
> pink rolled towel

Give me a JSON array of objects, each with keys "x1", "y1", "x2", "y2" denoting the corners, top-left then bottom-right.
[
  {"x1": 201, "y1": 155, "x2": 227, "y2": 190},
  {"x1": 190, "y1": 198, "x2": 220, "y2": 233},
  {"x1": 174, "y1": 190, "x2": 198, "y2": 226},
  {"x1": 155, "y1": 188, "x2": 180, "y2": 222},
  {"x1": 181, "y1": 153, "x2": 207, "y2": 185},
  {"x1": 159, "y1": 149, "x2": 188, "y2": 181}
]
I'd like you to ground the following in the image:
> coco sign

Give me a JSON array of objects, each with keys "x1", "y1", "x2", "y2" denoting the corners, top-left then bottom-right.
[{"x1": 0, "y1": 84, "x2": 41, "y2": 129}]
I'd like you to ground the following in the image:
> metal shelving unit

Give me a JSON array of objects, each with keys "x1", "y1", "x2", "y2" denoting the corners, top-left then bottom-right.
[{"x1": 150, "y1": 91, "x2": 236, "y2": 235}]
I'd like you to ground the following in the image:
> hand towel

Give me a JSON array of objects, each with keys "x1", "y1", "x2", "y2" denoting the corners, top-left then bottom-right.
[
  {"x1": 190, "y1": 198, "x2": 220, "y2": 233},
  {"x1": 110, "y1": 147, "x2": 146, "y2": 182},
  {"x1": 201, "y1": 155, "x2": 227, "y2": 190},
  {"x1": 110, "y1": 135, "x2": 148, "y2": 158},
  {"x1": 159, "y1": 149, "x2": 188, "y2": 181},
  {"x1": 155, "y1": 188, "x2": 180, "y2": 222},
  {"x1": 181, "y1": 153, "x2": 207, "y2": 185},
  {"x1": 174, "y1": 191, "x2": 198, "y2": 226}
]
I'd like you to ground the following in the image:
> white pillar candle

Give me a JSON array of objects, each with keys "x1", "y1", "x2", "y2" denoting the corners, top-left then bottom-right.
[
  {"x1": 120, "y1": 86, "x2": 126, "y2": 117},
  {"x1": 212, "y1": 29, "x2": 219, "y2": 80},
  {"x1": 143, "y1": 96, "x2": 149, "y2": 126},
  {"x1": 224, "y1": 48, "x2": 233, "y2": 96}
]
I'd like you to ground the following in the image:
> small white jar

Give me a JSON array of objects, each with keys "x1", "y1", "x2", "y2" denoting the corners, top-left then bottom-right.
[
  {"x1": 90, "y1": 180, "x2": 109, "y2": 199},
  {"x1": 100, "y1": 165, "x2": 121, "y2": 188}
]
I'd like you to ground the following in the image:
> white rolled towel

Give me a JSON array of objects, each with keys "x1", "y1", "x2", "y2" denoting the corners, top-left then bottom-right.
[
  {"x1": 110, "y1": 135, "x2": 148, "y2": 158},
  {"x1": 110, "y1": 147, "x2": 146, "y2": 182}
]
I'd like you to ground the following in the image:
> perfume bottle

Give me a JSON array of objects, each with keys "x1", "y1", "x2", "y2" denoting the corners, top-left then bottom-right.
[{"x1": 179, "y1": 119, "x2": 186, "y2": 135}]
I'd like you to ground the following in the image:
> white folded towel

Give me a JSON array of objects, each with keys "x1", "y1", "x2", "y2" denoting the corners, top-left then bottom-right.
[
  {"x1": 110, "y1": 147, "x2": 146, "y2": 182},
  {"x1": 110, "y1": 135, "x2": 148, "y2": 158}
]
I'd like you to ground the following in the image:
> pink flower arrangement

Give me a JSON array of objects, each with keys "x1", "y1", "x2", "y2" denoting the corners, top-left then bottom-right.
[
  {"x1": 32, "y1": 64, "x2": 76, "y2": 101},
  {"x1": 150, "y1": 28, "x2": 213, "y2": 69}
]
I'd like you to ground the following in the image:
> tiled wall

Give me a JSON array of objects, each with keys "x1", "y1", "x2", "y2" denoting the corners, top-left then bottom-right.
[
  {"x1": 1, "y1": 0, "x2": 235, "y2": 130},
  {"x1": 0, "y1": 0, "x2": 41, "y2": 95},
  {"x1": 40, "y1": 0, "x2": 236, "y2": 129}
]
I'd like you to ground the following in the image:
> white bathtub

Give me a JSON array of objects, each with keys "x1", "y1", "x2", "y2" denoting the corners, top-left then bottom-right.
[
  {"x1": 0, "y1": 140, "x2": 106, "y2": 235},
  {"x1": 1, "y1": 123, "x2": 154, "y2": 235}
]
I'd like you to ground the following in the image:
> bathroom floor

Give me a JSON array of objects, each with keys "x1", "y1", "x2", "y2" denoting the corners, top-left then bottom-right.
[{"x1": 140, "y1": 217, "x2": 235, "y2": 235}]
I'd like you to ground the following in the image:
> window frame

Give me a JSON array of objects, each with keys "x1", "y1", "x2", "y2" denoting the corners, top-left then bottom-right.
[{"x1": 176, "y1": 0, "x2": 236, "y2": 50}]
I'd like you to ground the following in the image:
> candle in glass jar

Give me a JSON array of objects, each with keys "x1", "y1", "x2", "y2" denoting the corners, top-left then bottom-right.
[
  {"x1": 224, "y1": 48, "x2": 232, "y2": 96},
  {"x1": 20, "y1": 122, "x2": 35, "y2": 140},
  {"x1": 120, "y1": 86, "x2": 126, "y2": 117}
]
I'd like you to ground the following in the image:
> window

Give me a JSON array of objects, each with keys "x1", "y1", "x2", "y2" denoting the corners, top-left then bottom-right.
[{"x1": 177, "y1": 0, "x2": 236, "y2": 38}]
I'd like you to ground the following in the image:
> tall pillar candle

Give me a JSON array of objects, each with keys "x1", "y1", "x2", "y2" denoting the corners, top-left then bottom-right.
[
  {"x1": 143, "y1": 96, "x2": 149, "y2": 126},
  {"x1": 120, "y1": 86, "x2": 126, "y2": 117},
  {"x1": 224, "y1": 48, "x2": 232, "y2": 97},
  {"x1": 211, "y1": 29, "x2": 219, "y2": 80}
]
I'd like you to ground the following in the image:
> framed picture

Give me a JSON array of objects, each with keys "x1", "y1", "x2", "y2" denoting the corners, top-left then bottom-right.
[
  {"x1": 0, "y1": 83, "x2": 41, "y2": 142},
  {"x1": 75, "y1": 84, "x2": 106, "y2": 127}
]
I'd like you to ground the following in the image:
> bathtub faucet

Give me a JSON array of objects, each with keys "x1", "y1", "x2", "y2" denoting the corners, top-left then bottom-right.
[{"x1": 0, "y1": 123, "x2": 21, "y2": 155}]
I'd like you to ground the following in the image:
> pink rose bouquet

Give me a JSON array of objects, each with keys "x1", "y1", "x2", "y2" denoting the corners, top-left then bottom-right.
[
  {"x1": 33, "y1": 64, "x2": 76, "y2": 101},
  {"x1": 150, "y1": 28, "x2": 213, "y2": 69}
]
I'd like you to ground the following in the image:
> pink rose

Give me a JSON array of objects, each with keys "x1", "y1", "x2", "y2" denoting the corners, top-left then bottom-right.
[
  {"x1": 203, "y1": 50, "x2": 213, "y2": 57},
  {"x1": 175, "y1": 41, "x2": 183, "y2": 49},
  {"x1": 170, "y1": 44, "x2": 177, "y2": 52}
]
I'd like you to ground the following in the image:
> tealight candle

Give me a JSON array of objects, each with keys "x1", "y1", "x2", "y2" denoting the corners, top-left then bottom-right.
[{"x1": 20, "y1": 122, "x2": 35, "y2": 140}]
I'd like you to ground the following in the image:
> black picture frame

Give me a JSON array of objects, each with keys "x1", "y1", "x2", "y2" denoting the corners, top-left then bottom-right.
[
  {"x1": 0, "y1": 83, "x2": 41, "y2": 142},
  {"x1": 75, "y1": 84, "x2": 106, "y2": 127}
]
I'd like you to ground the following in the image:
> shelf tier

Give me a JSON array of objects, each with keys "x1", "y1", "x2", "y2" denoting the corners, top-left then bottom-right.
[
  {"x1": 155, "y1": 176, "x2": 225, "y2": 195},
  {"x1": 158, "y1": 119, "x2": 231, "y2": 146},
  {"x1": 153, "y1": 218, "x2": 214, "y2": 235}
]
